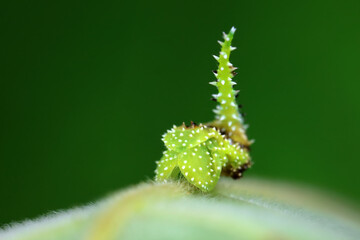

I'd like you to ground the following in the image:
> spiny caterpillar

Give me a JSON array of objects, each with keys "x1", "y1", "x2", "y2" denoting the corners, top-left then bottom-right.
[{"x1": 155, "y1": 27, "x2": 252, "y2": 192}]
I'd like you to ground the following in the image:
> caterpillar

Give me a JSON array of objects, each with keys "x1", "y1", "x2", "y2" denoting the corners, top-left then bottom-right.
[{"x1": 155, "y1": 27, "x2": 252, "y2": 192}]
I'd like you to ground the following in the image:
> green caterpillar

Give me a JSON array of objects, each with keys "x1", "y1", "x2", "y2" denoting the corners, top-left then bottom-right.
[{"x1": 155, "y1": 27, "x2": 252, "y2": 192}]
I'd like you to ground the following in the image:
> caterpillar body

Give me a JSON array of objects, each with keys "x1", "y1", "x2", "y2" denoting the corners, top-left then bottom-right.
[{"x1": 155, "y1": 27, "x2": 252, "y2": 192}]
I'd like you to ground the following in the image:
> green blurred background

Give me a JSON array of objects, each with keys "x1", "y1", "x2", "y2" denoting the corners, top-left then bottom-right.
[{"x1": 1, "y1": 0, "x2": 360, "y2": 225}]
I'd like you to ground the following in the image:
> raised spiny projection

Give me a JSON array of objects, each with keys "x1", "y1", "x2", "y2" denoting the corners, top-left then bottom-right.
[{"x1": 155, "y1": 27, "x2": 252, "y2": 192}]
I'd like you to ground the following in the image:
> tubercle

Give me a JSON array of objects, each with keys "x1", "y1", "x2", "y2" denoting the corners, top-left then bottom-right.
[{"x1": 208, "y1": 27, "x2": 251, "y2": 147}]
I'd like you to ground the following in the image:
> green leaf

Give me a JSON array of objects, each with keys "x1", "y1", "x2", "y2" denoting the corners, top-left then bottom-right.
[{"x1": 1, "y1": 178, "x2": 359, "y2": 240}]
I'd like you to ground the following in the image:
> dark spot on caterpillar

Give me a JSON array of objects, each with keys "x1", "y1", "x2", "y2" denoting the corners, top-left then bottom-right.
[
  {"x1": 235, "y1": 92, "x2": 239, "y2": 98},
  {"x1": 220, "y1": 129, "x2": 227, "y2": 136},
  {"x1": 184, "y1": 121, "x2": 198, "y2": 128},
  {"x1": 231, "y1": 71, "x2": 237, "y2": 76},
  {"x1": 184, "y1": 121, "x2": 197, "y2": 128},
  {"x1": 238, "y1": 104, "x2": 243, "y2": 108},
  {"x1": 211, "y1": 97, "x2": 217, "y2": 102},
  {"x1": 221, "y1": 161, "x2": 252, "y2": 179},
  {"x1": 212, "y1": 70, "x2": 217, "y2": 74}
]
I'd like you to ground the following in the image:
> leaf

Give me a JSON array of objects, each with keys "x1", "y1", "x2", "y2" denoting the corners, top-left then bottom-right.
[{"x1": 1, "y1": 178, "x2": 359, "y2": 240}]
